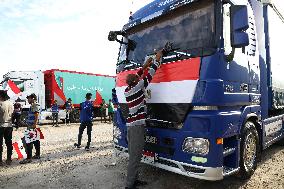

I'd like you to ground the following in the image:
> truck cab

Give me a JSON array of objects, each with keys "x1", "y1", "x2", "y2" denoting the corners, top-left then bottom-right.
[
  {"x1": 1, "y1": 71, "x2": 45, "y2": 110},
  {"x1": 1, "y1": 71, "x2": 67, "y2": 122},
  {"x1": 111, "y1": 0, "x2": 284, "y2": 180}
]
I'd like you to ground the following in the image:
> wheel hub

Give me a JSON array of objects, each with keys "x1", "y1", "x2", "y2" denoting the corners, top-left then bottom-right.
[{"x1": 244, "y1": 132, "x2": 257, "y2": 171}]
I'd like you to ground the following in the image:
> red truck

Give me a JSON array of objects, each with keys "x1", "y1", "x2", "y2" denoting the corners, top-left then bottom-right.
[{"x1": 1, "y1": 69, "x2": 115, "y2": 122}]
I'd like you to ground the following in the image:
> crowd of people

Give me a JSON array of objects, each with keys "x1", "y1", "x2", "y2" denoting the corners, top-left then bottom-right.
[
  {"x1": 50, "y1": 97, "x2": 114, "y2": 127},
  {"x1": 0, "y1": 90, "x2": 114, "y2": 166},
  {"x1": 0, "y1": 50, "x2": 163, "y2": 188}
]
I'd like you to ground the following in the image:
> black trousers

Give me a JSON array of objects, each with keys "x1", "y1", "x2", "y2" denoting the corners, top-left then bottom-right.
[
  {"x1": 52, "y1": 113, "x2": 58, "y2": 126},
  {"x1": 26, "y1": 140, "x2": 40, "y2": 159},
  {"x1": 78, "y1": 121, "x2": 93, "y2": 147},
  {"x1": 109, "y1": 112, "x2": 114, "y2": 122},
  {"x1": 12, "y1": 113, "x2": 21, "y2": 128},
  {"x1": 0, "y1": 127, "x2": 13, "y2": 161},
  {"x1": 101, "y1": 110, "x2": 107, "y2": 123}
]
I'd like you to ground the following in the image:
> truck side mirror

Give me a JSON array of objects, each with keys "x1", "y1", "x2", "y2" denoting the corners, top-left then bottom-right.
[{"x1": 230, "y1": 5, "x2": 249, "y2": 48}]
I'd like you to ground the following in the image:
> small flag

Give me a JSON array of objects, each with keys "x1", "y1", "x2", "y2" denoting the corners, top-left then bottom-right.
[
  {"x1": 12, "y1": 138, "x2": 27, "y2": 160},
  {"x1": 36, "y1": 128, "x2": 45, "y2": 140},
  {"x1": 93, "y1": 90, "x2": 103, "y2": 107},
  {"x1": 23, "y1": 128, "x2": 44, "y2": 144}
]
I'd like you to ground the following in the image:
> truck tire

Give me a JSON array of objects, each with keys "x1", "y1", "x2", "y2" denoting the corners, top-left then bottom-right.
[
  {"x1": 276, "y1": 137, "x2": 284, "y2": 145},
  {"x1": 70, "y1": 109, "x2": 80, "y2": 123},
  {"x1": 239, "y1": 121, "x2": 260, "y2": 180}
]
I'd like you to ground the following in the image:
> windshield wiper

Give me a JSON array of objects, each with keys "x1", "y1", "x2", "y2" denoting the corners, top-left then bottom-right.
[
  {"x1": 124, "y1": 61, "x2": 141, "y2": 68},
  {"x1": 163, "y1": 50, "x2": 192, "y2": 62}
]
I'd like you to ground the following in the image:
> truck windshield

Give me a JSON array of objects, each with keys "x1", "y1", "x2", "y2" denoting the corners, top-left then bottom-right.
[{"x1": 117, "y1": 0, "x2": 216, "y2": 72}]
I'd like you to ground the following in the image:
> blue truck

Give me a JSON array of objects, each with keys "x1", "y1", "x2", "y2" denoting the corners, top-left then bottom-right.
[{"x1": 110, "y1": 0, "x2": 284, "y2": 180}]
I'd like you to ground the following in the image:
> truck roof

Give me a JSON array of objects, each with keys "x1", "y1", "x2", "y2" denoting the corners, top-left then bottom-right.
[
  {"x1": 45, "y1": 69, "x2": 115, "y2": 78},
  {"x1": 124, "y1": 0, "x2": 199, "y2": 31}
]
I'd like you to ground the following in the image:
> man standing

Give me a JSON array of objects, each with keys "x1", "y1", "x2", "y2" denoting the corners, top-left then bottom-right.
[
  {"x1": 108, "y1": 99, "x2": 114, "y2": 123},
  {"x1": 51, "y1": 100, "x2": 59, "y2": 127},
  {"x1": 100, "y1": 99, "x2": 107, "y2": 123},
  {"x1": 12, "y1": 99, "x2": 22, "y2": 129},
  {"x1": 65, "y1": 98, "x2": 73, "y2": 125},
  {"x1": 0, "y1": 90, "x2": 14, "y2": 166},
  {"x1": 20, "y1": 93, "x2": 41, "y2": 164},
  {"x1": 124, "y1": 51, "x2": 163, "y2": 189},
  {"x1": 74, "y1": 93, "x2": 94, "y2": 151}
]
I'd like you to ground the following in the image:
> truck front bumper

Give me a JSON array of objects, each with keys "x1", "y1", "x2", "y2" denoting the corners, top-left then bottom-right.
[{"x1": 115, "y1": 145, "x2": 223, "y2": 181}]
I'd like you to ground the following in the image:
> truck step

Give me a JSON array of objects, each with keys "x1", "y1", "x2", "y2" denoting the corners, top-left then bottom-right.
[
  {"x1": 223, "y1": 166, "x2": 240, "y2": 177},
  {"x1": 223, "y1": 147, "x2": 236, "y2": 157}
]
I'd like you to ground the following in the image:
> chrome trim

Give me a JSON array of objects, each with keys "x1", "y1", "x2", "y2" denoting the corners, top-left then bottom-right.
[{"x1": 114, "y1": 145, "x2": 223, "y2": 181}]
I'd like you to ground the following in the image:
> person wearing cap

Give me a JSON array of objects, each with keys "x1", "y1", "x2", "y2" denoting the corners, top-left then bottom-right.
[
  {"x1": 51, "y1": 100, "x2": 59, "y2": 127},
  {"x1": 0, "y1": 90, "x2": 14, "y2": 166},
  {"x1": 64, "y1": 98, "x2": 73, "y2": 125},
  {"x1": 20, "y1": 93, "x2": 41, "y2": 164},
  {"x1": 74, "y1": 93, "x2": 94, "y2": 151}
]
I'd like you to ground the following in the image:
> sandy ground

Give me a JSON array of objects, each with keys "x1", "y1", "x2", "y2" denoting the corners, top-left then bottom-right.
[{"x1": 0, "y1": 122, "x2": 284, "y2": 189}]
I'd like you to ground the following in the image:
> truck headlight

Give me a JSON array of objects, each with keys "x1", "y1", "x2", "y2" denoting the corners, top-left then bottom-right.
[
  {"x1": 182, "y1": 137, "x2": 209, "y2": 155},
  {"x1": 113, "y1": 126, "x2": 122, "y2": 139}
]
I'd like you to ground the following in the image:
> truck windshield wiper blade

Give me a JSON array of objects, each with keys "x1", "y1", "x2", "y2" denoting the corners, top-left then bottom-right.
[
  {"x1": 124, "y1": 61, "x2": 140, "y2": 68},
  {"x1": 173, "y1": 51, "x2": 192, "y2": 57},
  {"x1": 163, "y1": 50, "x2": 192, "y2": 61}
]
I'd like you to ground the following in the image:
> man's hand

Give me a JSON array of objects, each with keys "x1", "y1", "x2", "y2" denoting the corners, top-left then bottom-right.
[
  {"x1": 142, "y1": 57, "x2": 153, "y2": 70},
  {"x1": 155, "y1": 50, "x2": 163, "y2": 62}
]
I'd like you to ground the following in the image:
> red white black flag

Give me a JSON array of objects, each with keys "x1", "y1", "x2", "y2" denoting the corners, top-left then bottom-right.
[
  {"x1": 5, "y1": 80, "x2": 22, "y2": 100},
  {"x1": 12, "y1": 138, "x2": 27, "y2": 160},
  {"x1": 13, "y1": 128, "x2": 44, "y2": 160}
]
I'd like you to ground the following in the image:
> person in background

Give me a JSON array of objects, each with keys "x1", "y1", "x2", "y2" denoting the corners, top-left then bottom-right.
[
  {"x1": 74, "y1": 93, "x2": 94, "y2": 151},
  {"x1": 12, "y1": 98, "x2": 22, "y2": 129},
  {"x1": 124, "y1": 50, "x2": 163, "y2": 189},
  {"x1": 51, "y1": 100, "x2": 59, "y2": 127},
  {"x1": 20, "y1": 93, "x2": 40, "y2": 164},
  {"x1": 0, "y1": 90, "x2": 14, "y2": 166},
  {"x1": 108, "y1": 99, "x2": 114, "y2": 123},
  {"x1": 100, "y1": 99, "x2": 107, "y2": 123},
  {"x1": 65, "y1": 98, "x2": 73, "y2": 125}
]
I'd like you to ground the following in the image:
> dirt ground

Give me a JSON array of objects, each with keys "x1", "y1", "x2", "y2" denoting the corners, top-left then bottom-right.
[{"x1": 0, "y1": 122, "x2": 284, "y2": 189}]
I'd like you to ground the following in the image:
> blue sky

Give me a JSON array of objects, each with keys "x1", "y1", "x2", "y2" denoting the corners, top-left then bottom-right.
[
  {"x1": 0, "y1": 0, "x2": 151, "y2": 78},
  {"x1": 0, "y1": 0, "x2": 283, "y2": 79}
]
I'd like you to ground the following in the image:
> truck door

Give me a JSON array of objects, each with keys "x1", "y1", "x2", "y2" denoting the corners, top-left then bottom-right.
[{"x1": 246, "y1": 5, "x2": 260, "y2": 94}]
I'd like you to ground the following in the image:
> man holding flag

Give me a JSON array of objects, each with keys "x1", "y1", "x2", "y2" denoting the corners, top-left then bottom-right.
[{"x1": 20, "y1": 93, "x2": 41, "y2": 164}]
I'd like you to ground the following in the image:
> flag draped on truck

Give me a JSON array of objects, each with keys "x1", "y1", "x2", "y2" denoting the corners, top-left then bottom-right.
[{"x1": 4, "y1": 80, "x2": 22, "y2": 100}]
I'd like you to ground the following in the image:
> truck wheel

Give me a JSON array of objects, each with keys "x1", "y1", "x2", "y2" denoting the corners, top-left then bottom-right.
[
  {"x1": 239, "y1": 121, "x2": 260, "y2": 180},
  {"x1": 276, "y1": 138, "x2": 284, "y2": 145}
]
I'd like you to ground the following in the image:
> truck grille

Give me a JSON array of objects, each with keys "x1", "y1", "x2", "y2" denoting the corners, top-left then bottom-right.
[{"x1": 146, "y1": 119, "x2": 183, "y2": 130}]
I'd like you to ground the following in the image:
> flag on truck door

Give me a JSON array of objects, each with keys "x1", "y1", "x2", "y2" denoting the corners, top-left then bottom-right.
[
  {"x1": 12, "y1": 138, "x2": 27, "y2": 160},
  {"x1": 5, "y1": 80, "x2": 21, "y2": 100}
]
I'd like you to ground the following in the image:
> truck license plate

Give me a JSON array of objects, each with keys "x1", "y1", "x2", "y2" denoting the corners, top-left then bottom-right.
[{"x1": 142, "y1": 151, "x2": 156, "y2": 164}]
